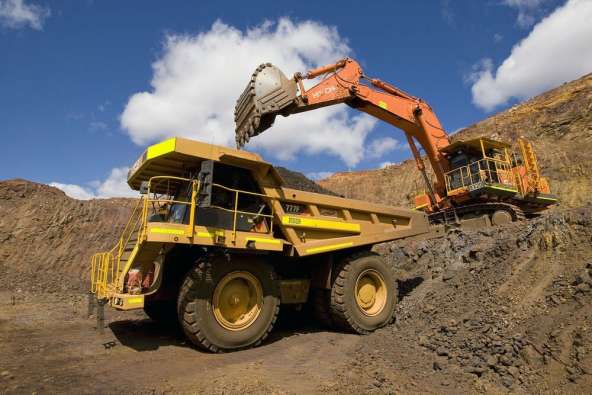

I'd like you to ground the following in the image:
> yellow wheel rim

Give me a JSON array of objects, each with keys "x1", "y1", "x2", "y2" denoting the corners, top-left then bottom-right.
[
  {"x1": 213, "y1": 271, "x2": 263, "y2": 331},
  {"x1": 355, "y1": 269, "x2": 387, "y2": 317}
]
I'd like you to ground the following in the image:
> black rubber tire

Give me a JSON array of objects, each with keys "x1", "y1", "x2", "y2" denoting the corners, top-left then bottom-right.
[
  {"x1": 177, "y1": 255, "x2": 280, "y2": 352},
  {"x1": 144, "y1": 300, "x2": 178, "y2": 325},
  {"x1": 330, "y1": 251, "x2": 398, "y2": 334},
  {"x1": 311, "y1": 289, "x2": 333, "y2": 328}
]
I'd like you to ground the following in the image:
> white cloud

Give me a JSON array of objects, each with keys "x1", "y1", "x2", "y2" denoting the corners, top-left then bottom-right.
[
  {"x1": 94, "y1": 167, "x2": 136, "y2": 198},
  {"x1": 380, "y1": 161, "x2": 399, "y2": 169},
  {"x1": 49, "y1": 182, "x2": 96, "y2": 200},
  {"x1": 470, "y1": 0, "x2": 592, "y2": 111},
  {"x1": 366, "y1": 137, "x2": 401, "y2": 159},
  {"x1": 502, "y1": 0, "x2": 547, "y2": 28},
  {"x1": 0, "y1": 0, "x2": 50, "y2": 30},
  {"x1": 306, "y1": 171, "x2": 334, "y2": 181},
  {"x1": 121, "y1": 18, "x2": 377, "y2": 167},
  {"x1": 50, "y1": 167, "x2": 137, "y2": 200}
]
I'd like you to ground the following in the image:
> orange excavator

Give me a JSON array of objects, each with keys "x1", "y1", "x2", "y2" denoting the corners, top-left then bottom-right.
[{"x1": 234, "y1": 58, "x2": 557, "y2": 226}]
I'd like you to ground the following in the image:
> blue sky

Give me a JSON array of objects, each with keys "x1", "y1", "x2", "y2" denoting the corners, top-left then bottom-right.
[{"x1": 1, "y1": 0, "x2": 590, "y2": 199}]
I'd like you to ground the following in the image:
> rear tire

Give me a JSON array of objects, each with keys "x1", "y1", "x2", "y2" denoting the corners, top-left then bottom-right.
[
  {"x1": 177, "y1": 255, "x2": 280, "y2": 352},
  {"x1": 330, "y1": 251, "x2": 397, "y2": 334}
]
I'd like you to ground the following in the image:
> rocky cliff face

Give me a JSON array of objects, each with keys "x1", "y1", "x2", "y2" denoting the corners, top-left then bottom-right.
[
  {"x1": 0, "y1": 179, "x2": 136, "y2": 293},
  {"x1": 319, "y1": 73, "x2": 592, "y2": 208}
]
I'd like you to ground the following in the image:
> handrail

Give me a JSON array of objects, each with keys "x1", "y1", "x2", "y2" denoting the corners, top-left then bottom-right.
[
  {"x1": 90, "y1": 252, "x2": 115, "y2": 299},
  {"x1": 445, "y1": 158, "x2": 516, "y2": 193},
  {"x1": 210, "y1": 183, "x2": 275, "y2": 241},
  {"x1": 90, "y1": 174, "x2": 277, "y2": 299},
  {"x1": 211, "y1": 182, "x2": 270, "y2": 198}
]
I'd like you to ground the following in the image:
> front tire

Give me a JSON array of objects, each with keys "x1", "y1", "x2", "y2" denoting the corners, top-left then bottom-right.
[
  {"x1": 330, "y1": 251, "x2": 397, "y2": 334},
  {"x1": 177, "y1": 255, "x2": 280, "y2": 352}
]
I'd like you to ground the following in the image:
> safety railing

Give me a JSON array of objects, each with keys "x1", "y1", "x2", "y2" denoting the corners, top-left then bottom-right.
[
  {"x1": 209, "y1": 183, "x2": 275, "y2": 242},
  {"x1": 90, "y1": 175, "x2": 276, "y2": 299},
  {"x1": 90, "y1": 196, "x2": 145, "y2": 297},
  {"x1": 90, "y1": 251, "x2": 115, "y2": 299},
  {"x1": 445, "y1": 158, "x2": 517, "y2": 194},
  {"x1": 142, "y1": 176, "x2": 199, "y2": 237}
]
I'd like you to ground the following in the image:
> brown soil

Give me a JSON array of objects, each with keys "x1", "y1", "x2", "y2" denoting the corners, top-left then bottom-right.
[
  {"x1": 1, "y1": 177, "x2": 591, "y2": 394},
  {"x1": 319, "y1": 73, "x2": 592, "y2": 209}
]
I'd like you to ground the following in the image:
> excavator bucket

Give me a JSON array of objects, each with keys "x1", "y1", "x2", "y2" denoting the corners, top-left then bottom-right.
[{"x1": 234, "y1": 63, "x2": 298, "y2": 148}]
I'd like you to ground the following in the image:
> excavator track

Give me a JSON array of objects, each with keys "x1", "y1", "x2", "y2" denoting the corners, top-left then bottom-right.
[{"x1": 429, "y1": 202, "x2": 526, "y2": 226}]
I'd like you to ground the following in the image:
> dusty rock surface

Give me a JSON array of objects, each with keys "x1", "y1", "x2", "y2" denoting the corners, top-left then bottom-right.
[
  {"x1": 1, "y1": 176, "x2": 591, "y2": 393},
  {"x1": 0, "y1": 179, "x2": 135, "y2": 294}
]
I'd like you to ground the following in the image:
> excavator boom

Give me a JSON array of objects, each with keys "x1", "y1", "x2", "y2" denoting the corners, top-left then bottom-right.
[
  {"x1": 234, "y1": 57, "x2": 557, "y2": 215},
  {"x1": 234, "y1": 58, "x2": 451, "y2": 206}
]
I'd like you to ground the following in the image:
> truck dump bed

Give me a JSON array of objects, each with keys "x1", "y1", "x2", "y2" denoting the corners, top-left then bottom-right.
[{"x1": 126, "y1": 137, "x2": 431, "y2": 257}]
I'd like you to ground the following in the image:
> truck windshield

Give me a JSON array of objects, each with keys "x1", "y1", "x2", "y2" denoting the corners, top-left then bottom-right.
[{"x1": 169, "y1": 183, "x2": 192, "y2": 224}]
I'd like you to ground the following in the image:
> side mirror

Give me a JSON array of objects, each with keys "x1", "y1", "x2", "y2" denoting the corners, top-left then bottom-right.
[
  {"x1": 139, "y1": 181, "x2": 149, "y2": 195},
  {"x1": 198, "y1": 160, "x2": 214, "y2": 207}
]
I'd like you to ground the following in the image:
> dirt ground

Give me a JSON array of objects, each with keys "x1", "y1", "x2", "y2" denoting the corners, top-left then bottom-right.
[
  {"x1": 2, "y1": 206, "x2": 591, "y2": 394},
  {"x1": 0, "y1": 291, "x2": 362, "y2": 394}
]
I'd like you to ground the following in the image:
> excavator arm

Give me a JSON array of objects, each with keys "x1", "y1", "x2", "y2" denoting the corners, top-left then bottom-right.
[{"x1": 234, "y1": 58, "x2": 451, "y2": 207}]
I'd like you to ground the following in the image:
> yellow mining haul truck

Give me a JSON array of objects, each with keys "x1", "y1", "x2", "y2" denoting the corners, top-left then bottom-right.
[{"x1": 90, "y1": 137, "x2": 431, "y2": 352}]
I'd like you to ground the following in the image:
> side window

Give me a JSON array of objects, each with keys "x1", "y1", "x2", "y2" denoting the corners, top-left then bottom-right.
[{"x1": 194, "y1": 163, "x2": 271, "y2": 232}]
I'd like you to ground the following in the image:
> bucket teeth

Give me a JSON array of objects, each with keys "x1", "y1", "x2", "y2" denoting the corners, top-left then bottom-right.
[{"x1": 234, "y1": 63, "x2": 298, "y2": 148}]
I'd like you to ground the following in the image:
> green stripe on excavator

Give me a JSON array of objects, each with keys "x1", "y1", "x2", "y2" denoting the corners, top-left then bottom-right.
[
  {"x1": 535, "y1": 196, "x2": 558, "y2": 201},
  {"x1": 485, "y1": 185, "x2": 518, "y2": 193}
]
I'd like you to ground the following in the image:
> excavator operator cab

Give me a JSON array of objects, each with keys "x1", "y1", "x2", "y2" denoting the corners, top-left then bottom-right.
[{"x1": 441, "y1": 138, "x2": 518, "y2": 201}]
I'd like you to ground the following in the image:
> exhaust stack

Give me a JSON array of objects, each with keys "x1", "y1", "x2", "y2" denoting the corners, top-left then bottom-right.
[{"x1": 234, "y1": 63, "x2": 298, "y2": 148}]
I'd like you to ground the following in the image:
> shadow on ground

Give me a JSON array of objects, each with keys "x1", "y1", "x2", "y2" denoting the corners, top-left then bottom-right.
[
  {"x1": 108, "y1": 319, "x2": 188, "y2": 352},
  {"x1": 108, "y1": 280, "x2": 426, "y2": 353},
  {"x1": 108, "y1": 306, "x2": 327, "y2": 353}
]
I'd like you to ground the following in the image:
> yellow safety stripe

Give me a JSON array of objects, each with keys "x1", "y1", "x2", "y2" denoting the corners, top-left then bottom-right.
[
  {"x1": 197, "y1": 229, "x2": 225, "y2": 239},
  {"x1": 146, "y1": 138, "x2": 176, "y2": 160},
  {"x1": 306, "y1": 242, "x2": 354, "y2": 254},
  {"x1": 127, "y1": 297, "x2": 144, "y2": 304},
  {"x1": 245, "y1": 237, "x2": 282, "y2": 245},
  {"x1": 150, "y1": 227, "x2": 185, "y2": 235},
  {"x1": 282, "y1": 216, "x2": 360, "y2": 233}
]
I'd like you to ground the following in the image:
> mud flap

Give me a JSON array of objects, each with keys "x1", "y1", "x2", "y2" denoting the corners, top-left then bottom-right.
[
  {"x1": 87, "y1": 292, "x2": 95, "y2": 318},
  {"x1": 96, "y1": 299, "x2": 107, "y2": 333}
]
